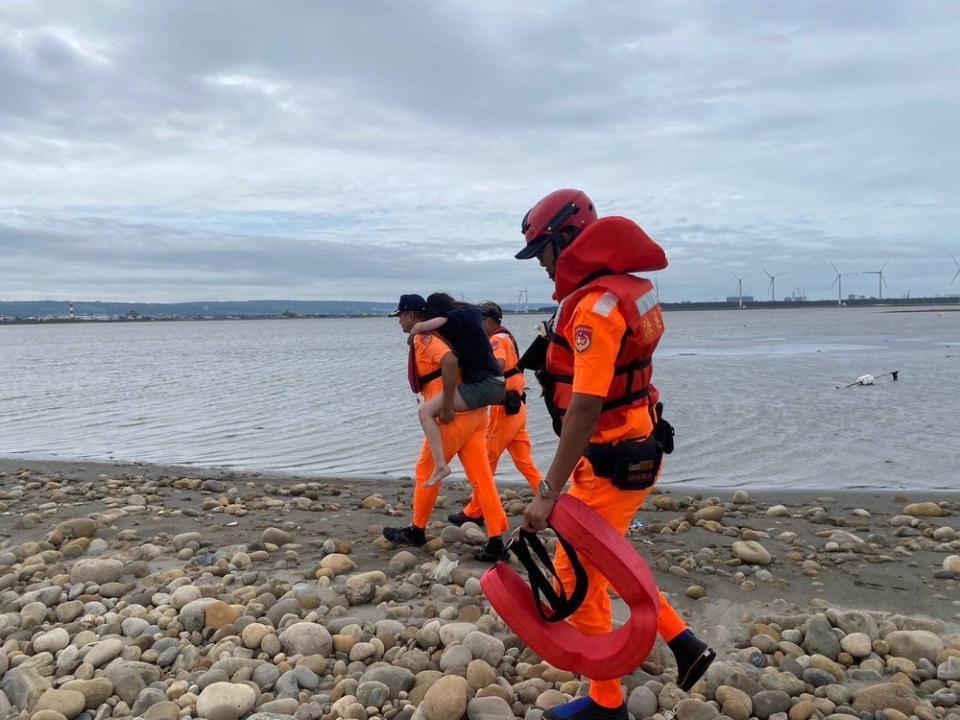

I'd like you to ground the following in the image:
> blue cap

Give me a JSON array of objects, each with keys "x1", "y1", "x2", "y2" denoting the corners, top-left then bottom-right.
[{"x1": 388, "y1": 294, "x2": 427, "y2": 316}]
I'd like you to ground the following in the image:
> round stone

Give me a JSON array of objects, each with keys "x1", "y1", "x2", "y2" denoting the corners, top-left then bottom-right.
[
  {"x1": 241, "y1": 622, "x2": 271, "y2": 649},
  {"x1": 419, "y1": 675, "x2": 468, "y2": 720},
  {"x1": 33, "y1": 628, "x2": 70, "y2": 654},
  {"x1": 196, "y1": 682, "x2": 256, "y2": 720},
  {"x1": 279, "y1": 621, "x2": 332, "y2": 657},
  {"x1": 732, "y1": 540, "x2": 772, "y2": 565},
  {"x1": 840, "y1": 632, "x2": 872, "y2": 658}
]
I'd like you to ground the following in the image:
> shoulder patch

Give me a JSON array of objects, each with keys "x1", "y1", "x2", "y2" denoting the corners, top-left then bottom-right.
[
  {"x1": 592, "y1": 291, "x2": 618, "y2": 318},
  {"x1": 418, "y1": 334, "x2": 433, "y2": 346},
  {"x1": 574, "y1": 325, "x2": 593, "y2": 353}
]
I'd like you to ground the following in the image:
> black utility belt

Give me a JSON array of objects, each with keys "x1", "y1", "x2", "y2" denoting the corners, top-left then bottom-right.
[
  {"x1": 502, "y1": 390, "x2": 526, "y2": 415},
  {"x1": 585, "y1": 435, "x2": 662, "y2": 491}
]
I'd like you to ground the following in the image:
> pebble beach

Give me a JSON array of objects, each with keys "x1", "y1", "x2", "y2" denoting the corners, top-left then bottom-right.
[{"x1": 1, "y1": 459, "x2": 958, "y2": 720}]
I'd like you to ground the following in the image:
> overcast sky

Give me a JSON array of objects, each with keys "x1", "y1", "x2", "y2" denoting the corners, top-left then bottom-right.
[{"x1": 1, "y1": 1, "x2": 958, "y2": 304}]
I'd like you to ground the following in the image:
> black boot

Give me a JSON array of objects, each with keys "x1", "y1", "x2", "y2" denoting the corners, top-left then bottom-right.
[
  {"x1": 472, "y1": 535, "x2": 508, "y2": 562},
  {"x1": 382, "y1": 524, "x2": 426, "y2": 547},
  {"x1": 447, "y1": 510, "x2": 484, "y2": 527},
  {"x1": 669, "y1": 629, "x2": 717, "y2": 691},
  {"x1": 543, "y1": 697, "x2": 627, "y2": 720}
]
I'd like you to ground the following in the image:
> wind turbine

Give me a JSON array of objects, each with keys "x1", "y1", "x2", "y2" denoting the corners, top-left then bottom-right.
[
  {"x1": 730, "y1": 271, "x2": 745, "y2": 309},
  {"x1": 516, "y1": 286, "x2": 529, "y2": 313},
  {"x1": 829, "y1": 262, "x2": 855, "y2": 306},
  {"x1": 951, "y1": 256, "x2": 960, "y2": 288},
  {"x1": 763, "y1": 267, "x2": 786, "y2": 302},
  {"x1": 862, "y1": 260, "x2": 889, "y2": 299}
]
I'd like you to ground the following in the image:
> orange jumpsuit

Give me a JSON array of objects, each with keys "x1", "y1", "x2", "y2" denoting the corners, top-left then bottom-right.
[
  {"x1": 552, "y1": 289, "x2": 688, "y2": 708},
  {"x1": 463, "y1": 329, "x2": 542, "y2": 518},
  {"x1": 410, "y1": 333, "x2": 508, "y2": 535}
]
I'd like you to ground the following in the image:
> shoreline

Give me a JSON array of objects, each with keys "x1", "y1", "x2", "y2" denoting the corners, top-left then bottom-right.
[
  {"x1": 2, "y1": 455, "x2": 958, "y2": 498},
  {"x1": 1, "y1": 458, "x2": 958, "y2": 719},
  {"x1": 2, "y1": 298, "x2": 958, "y2": 326}
]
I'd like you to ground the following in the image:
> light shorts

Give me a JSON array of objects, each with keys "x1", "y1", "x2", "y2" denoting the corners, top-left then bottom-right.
[{"x1": 458, "y1": 375, "x2": 506, "y2": 410}]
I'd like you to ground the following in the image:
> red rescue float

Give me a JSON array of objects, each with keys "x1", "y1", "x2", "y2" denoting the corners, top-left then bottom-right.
[{"x1": 480, "y1": 494, "x2": 660, "y2": 680}]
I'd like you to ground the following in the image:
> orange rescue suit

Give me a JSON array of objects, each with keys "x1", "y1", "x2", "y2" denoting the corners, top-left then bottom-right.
[
  {"x1": 410, "y1": 333, "x2": 508, "y2": 535},
  {"x1": 464, "y1": 327, "x2": 542, "y2": 519},
  {"x1": 542, "y1": 216, "x2": 687, "y2": 707}
]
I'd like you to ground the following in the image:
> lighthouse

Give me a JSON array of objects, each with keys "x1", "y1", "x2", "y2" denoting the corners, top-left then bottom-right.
[{"x1": 69, "y1": 303, "x2": 75, "y2": 321}]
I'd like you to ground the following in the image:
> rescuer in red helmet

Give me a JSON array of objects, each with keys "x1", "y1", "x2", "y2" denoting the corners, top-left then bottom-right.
[{"x1": 516, "y1": 189, "x2": 715, "y2": 720}]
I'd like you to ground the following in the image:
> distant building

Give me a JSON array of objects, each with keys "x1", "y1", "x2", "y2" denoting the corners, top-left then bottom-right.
[{"x1": 726, "y1": 296, "x2": 754, "y2": 303}]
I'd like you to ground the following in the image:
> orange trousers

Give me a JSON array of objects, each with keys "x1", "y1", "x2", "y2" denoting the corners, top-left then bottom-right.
[
  {"x1": 554, "y1": 458, "x2": 688, "y2": 708},
  {"x1": 412, "y1": 409, "x2": 509, "y2": 536},
  {"x1": 464, "y1": 404, "x2": 541, "y2": 518}
]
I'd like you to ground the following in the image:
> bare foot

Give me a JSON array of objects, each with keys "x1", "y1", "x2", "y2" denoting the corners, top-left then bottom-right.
[{"x1": 425, "y1": 464, "x2": 451, "y2": 488}]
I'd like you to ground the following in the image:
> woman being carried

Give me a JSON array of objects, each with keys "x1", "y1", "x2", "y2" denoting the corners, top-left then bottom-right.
[{"x1": 410, "y1": 293, "x2": 506, "y2": 486}]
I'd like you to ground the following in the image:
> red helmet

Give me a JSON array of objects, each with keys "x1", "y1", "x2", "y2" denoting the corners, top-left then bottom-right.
[{"x1": 516, "y1": 189, "x2": 598, "y2": 260}]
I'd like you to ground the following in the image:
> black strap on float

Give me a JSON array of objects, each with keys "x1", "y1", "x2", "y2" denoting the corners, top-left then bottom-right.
[
  {"x1": 506, "y1": 528, "x2": 589, "y2": 623},
  {"x1": 503, "y1": 367, "x2": 523, "y2": 379}
]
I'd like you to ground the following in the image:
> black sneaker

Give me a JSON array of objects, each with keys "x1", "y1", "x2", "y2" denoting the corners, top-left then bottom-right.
[
  {"x1": 447, "y1": 510, "x2": 484, "y2": 527},
  {"x1": 669, "y1": 629, "x2": 717, "y2": 691},
  {"x1": 472, "y1": 536, "x2": 508, "y2": 563},
  {"x1": 543, "y1": 697, "x2": 627, "y2": 720},
  {"x1": 382, "y1": 524, "x2": 426, "y2": 547}
]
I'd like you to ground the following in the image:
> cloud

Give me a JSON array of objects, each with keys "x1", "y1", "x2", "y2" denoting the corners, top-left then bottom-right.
[
  {"x1": 1, "y1": 1, "x2": 958, "y2": 302},
  {"x1": 0, "y1": 216, "x2": 543, "y2": 302}
]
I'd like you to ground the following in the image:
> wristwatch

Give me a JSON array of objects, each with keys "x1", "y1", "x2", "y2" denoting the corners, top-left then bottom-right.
[{"x1": 537, "y1": 480, "x2": 555, "y2": 499}]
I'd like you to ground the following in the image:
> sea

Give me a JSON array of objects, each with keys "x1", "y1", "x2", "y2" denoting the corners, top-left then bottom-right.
[{"x1": 1, "y1": 307, "x2": 958, "y2": 491}]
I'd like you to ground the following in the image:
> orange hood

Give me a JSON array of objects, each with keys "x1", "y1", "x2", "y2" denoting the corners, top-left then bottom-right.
[{"x1": 553, "y1": 216, "x2": 668, "y2": 300}]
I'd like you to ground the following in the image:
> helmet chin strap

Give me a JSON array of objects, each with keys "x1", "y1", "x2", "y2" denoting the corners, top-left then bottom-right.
[
  {"x1": 550, "y1": 235, "x2": 563, "y2": 261},
  {"x1": 551, "y1": 227, "x2": 580, "y2": 259}
]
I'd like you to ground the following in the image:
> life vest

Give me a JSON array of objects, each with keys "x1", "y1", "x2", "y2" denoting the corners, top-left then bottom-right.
[
  {"x1": 480, "y1": 494, "x2": 660, "y2": 680},
  {"x1": 491, "y1": 327, "x2": 522, "y2": 380},
  {"x1": 406, "y1": 340, "x2": 442, "y2": 394},
  {"x1": 537, "y1": 216, "x2": 668, "y2": 437},
  {"x1": 542, "y1": 274, "x2": 663, "y2": 435},
  {"x1": 492, "y1": 326, "x2": 526, "y2": 404}
]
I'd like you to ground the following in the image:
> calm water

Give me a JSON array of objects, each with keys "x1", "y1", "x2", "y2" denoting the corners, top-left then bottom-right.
[{"x1": 1, "y1": 307, "x2": 958, "y2": 490}]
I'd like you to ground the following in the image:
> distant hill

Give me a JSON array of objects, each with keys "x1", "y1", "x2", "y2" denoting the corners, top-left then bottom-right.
[{"x1": 2, "y1": 296, "x2": 956, "y2": 322}]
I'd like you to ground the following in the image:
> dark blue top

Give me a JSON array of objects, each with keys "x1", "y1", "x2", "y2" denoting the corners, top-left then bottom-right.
[{"x1": 439, "y1": 306, "x2": 503, "y2": 384}]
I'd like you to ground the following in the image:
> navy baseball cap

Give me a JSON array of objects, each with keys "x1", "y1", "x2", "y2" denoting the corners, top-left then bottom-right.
[{"x1": 388, "y1": 294, "x2": 427, "y2": 316}]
